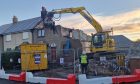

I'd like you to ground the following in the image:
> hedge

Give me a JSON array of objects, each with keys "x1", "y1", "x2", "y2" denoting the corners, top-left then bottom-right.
[{"x1": 1, "y1": 51, "x2": 21, "y2": 70}]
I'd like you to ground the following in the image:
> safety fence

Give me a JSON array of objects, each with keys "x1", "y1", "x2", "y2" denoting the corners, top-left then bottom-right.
[
  {"x1": 45, "y1": 49, "x2": 76, "y2": 78},
  {"x1": 76, "y1": 47, "x2": 130, "y2": 77}
]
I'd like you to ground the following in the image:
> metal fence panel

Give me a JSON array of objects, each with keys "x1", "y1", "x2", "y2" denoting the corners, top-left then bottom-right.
[{"x1": 76, "y1": 47, "x2": 131, "y2": 77}]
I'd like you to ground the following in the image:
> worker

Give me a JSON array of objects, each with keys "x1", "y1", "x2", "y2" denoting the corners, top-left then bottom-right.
[{"x1": 79, "y1": 51, "x2": 89, "y2": 74}]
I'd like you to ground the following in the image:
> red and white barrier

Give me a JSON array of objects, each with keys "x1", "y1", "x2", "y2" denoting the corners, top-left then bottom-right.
[
  {"x1": 1, "y1": 68, "x2": 140, "y2": 84},
  {"x1": 47, "y1": 74, "x2": 76, "y2": 84},
  {"x1": 112, "y1": 69, "x2": 140, "y2": 83},
  {"x1": 9, "y1": 72, "x2": 26, "y2": 82},
  {"x1": 0, "y1": 69, "x2": 10, "y2": 79},
  {"x1": 0, "y1": 69, "x2": 76, "y2": 84},
  {"x1": 26, "y1": 72, "x2": 47, "y2": 84},
  {"x1": 79, "y1": 74, "x2": 112, "y2": 84},
  {"x1": 79, "y1": 69, "x2": 140, "y2": 84}
]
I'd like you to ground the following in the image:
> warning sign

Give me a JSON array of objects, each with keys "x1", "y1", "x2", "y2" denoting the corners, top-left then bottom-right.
[
  {"x1": 100, "y1": 57, "x2": 106, "y2": 61},
  {"x1": 60, "y1": 58, "x2": 64, "y2": 64},
  {"x1": 34, "y1": 54, "x2": 41, "y2": 64}
]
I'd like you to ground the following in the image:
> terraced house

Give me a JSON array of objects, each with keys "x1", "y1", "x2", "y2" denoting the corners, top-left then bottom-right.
[
  {"x1": 0, "y1": 16, "x2": 39, "y2": 51},
  {"x1": 0, "y1": 16, "x2": 85, "y2": 52}
]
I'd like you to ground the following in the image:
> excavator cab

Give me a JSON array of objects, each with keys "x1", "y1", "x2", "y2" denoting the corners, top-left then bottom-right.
[
  {"x1": 91, "y1": 32, "x2": 115, "y2": 53},
  {"x1": 92, "y1": 33, "x2": 106, "y2": 48}
]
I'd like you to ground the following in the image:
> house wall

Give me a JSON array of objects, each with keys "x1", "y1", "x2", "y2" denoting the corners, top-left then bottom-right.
[
  {"x1": 3, "y1": 32, "x2": 32, "y2": 51},
  {"x1": 81, "y1": 41, "x2": 91, "y2": 53},
  {"x1": 0, "y1": 35, "x2": 3, "y2": 52},
  {"x1": 72, "y1": 29, "x2": 91, "y2": 50},
  {"x1": 32, "y1": 25, "x2": 67, "y2": 49},
  {"x1": 72, "y1": 29, "x2": 89, "y2": 41}
]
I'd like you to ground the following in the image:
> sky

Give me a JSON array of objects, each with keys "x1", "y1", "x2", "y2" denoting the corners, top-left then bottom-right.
[{"x1": 0, "y1": 0, "x2": 140, "y2": 41}]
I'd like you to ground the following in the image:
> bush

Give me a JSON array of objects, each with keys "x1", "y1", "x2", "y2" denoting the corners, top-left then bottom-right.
[{"x1": 1, "y1": 51, "x2": 21, "y2": 70}]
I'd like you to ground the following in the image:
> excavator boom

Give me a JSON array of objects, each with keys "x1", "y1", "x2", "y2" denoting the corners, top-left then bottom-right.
[{"x1": 50, "y1": 7, "x2": 103, "y2": 33}]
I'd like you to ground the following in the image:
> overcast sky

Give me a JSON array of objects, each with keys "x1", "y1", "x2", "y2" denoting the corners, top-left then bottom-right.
[{"x1": 0, "y1": 0, "x2": 140, "y2": 41}]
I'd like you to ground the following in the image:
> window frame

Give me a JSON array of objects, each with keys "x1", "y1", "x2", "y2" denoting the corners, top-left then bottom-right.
[
  {"x1": 38, "y1": 29, "x2": 45, "y2": 37},
  {"x1": 6, "y1": 34, "x2": 11, "y2": 42},
  {"x1": 22, "y1": 32, "x2": 29, "y2": 40}
]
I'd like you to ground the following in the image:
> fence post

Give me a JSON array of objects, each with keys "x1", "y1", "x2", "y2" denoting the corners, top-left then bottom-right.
[{"x1": 73, "y1": 49, "x2": 76, "y2": 74}]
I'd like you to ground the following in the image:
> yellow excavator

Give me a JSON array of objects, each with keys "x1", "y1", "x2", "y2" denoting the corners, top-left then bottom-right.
[
  {"x1": 45, "y1": 7, "x2": 115, "y2": 53},
  {"x1": 43, "y1": 7, "x2": 126, "y2": 74}
]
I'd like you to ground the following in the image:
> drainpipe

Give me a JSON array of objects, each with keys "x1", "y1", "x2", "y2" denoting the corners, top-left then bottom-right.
[
  {"x1": 31, "y1": 29, "x2": 34, "y2": 43},
  {"x1": 0, "y1": 35, "x2": 4, "y2": 69}
]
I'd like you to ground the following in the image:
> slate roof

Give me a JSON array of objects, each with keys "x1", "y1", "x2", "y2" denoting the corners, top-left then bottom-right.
[
  {"x1": 112, "y1": 35, "x2": 133, "y2": 48},
  {"x1": 0, "y1": 24, "x2": 12, "y2": 34},
  {"x1": 0, "y1": 17, "x2": 41, "y2": 35}
]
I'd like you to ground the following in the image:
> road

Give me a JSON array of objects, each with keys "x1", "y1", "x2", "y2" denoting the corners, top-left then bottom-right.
[{"x1": 0, "y1": 79, "x2": 31, "y2": 84}]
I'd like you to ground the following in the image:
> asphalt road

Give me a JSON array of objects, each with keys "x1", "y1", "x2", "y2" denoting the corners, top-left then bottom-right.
[{"x1": 0, "y1": 79, "x2": 30, "y2": 84}]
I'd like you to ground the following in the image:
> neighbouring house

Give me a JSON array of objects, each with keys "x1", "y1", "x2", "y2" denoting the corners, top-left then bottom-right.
[
  {"x1": 112, "y1": 35, "x2": 133, "y2": 49},
  {"x1": 0, "y1": 16, "x2": 41, "y2": 51},
  {"x1": 112, "y1": 35, "x2": 133, "y2": 55},
  {"x1": 0, "y1": 23, "x2": 14, "y2": 52}
]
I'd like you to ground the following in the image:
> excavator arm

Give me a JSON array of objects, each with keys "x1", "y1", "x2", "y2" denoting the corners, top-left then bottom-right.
[
  {"x1": 49, "y1": 7, "x2": 103, "y2": 33},
  {"x1": 45, "y1": 6, "x2": 115, "y2": 53}
]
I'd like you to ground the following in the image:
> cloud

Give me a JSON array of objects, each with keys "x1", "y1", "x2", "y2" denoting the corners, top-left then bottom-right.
[
  {"x1": 113, "y1": 23, "x2": 140, "y2": 41},
  {"x1": 56, "y1": 8, "x2": 140, "y2": 41}
]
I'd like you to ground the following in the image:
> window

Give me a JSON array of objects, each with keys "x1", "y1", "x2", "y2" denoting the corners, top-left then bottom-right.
[
  {"x1": 101, "y1": 35, "x2": 106, "y2": 42},
  {"x1": 93, "y1": 34, "x2": 106, "y2": 44},
  {"x1": 15, "y1": 46, "x2": 20, "y2": 51},
  {"x1": 70, "y1": 32, "x2": 72, "y2": 38},
  {"x1": 94, "y1": 36, "x2": 98, "y2": 43},
  {"x1": 6, "y1": 48, "x2": 12, "y2": 51},
  {"x1": 23, "y1": 32, "x2": 29, "y2": 39},
  {"x1": 38, "y1": 29, "x2": 45, "y2": 37},
  {"x1": 6, "y1": 35, "x2": 11, "y2": 41}
]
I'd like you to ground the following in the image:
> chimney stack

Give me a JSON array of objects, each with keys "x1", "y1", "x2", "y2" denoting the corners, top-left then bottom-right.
[{"x1": 13, "y1": 16, "x2": 18, "y2": 24}]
